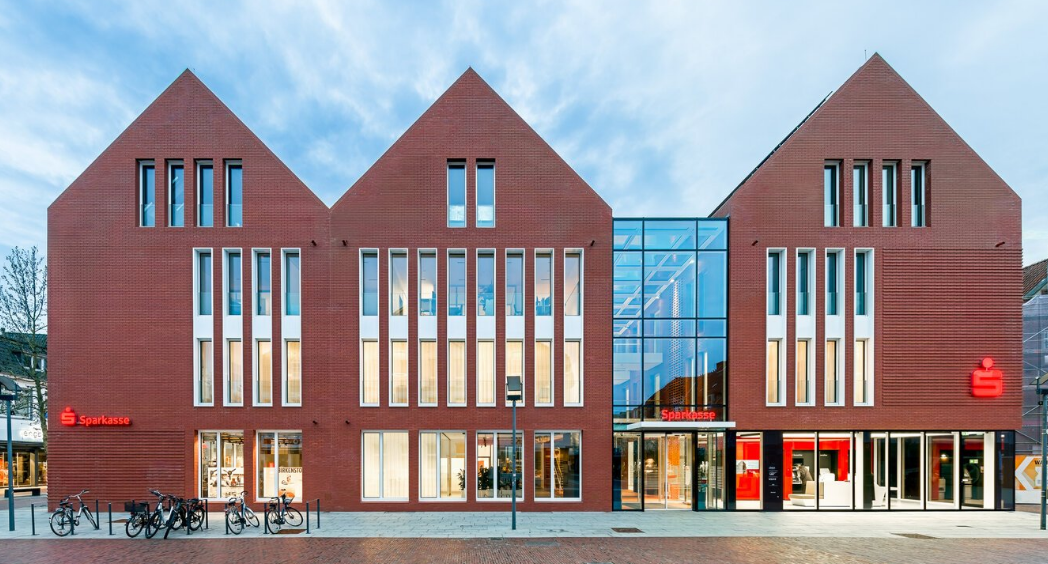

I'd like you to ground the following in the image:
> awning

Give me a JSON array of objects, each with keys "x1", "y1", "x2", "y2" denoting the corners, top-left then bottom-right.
[{"x1": 623, "y1": 421, "x2": 736, "y2": 431}]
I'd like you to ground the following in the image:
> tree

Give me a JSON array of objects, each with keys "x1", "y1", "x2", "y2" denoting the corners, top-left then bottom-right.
[{"x1": 0, "y1": 246, "x2": 48, "y2": 447}]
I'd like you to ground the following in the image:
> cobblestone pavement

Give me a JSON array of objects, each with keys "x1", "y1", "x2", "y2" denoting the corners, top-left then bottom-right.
[{"x1": 3, "y1": 537, "x2": 1048, "y2": 564}]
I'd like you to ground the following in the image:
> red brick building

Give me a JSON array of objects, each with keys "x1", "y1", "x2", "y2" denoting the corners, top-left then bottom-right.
[{"x1": 48, "y1": 55, "x2": 1019, "y2": 513}]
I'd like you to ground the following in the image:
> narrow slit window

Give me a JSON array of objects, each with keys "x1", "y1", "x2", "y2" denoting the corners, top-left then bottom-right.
[
  {"x1": 197, "y1": 163, "x2": 213, "y2": 227},
  {"x1": 169, "y1": 162, "x2": 184, "y2": 227},
  {"x1": 226, "y1": 162, "x2": 242, "y2": 227},
  {"x1": 477, "y1": 161, "x2": 495, "y2": 227},
  {"x1": 140, "y1": 162, "x2": 155, "y2": 227},
  {"x1": 447, "y1": 162, "x2": 466, "y2": 228}
]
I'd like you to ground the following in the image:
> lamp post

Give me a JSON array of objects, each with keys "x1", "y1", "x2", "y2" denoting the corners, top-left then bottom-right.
[
  {"x1": 0, "y1": 375, "x2": 18, "y2": 532},
  {"x1": 506, "y1": 375, "x2": 522, "y2": 531}
]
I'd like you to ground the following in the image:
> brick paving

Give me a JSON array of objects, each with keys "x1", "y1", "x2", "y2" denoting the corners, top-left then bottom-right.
[{"x1": 3, "y1": 537, "x2": 1048, "y2": 564}]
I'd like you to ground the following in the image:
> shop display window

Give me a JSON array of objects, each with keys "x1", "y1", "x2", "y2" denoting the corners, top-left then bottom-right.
[
  {"x1": 257, "y1": 431, "x2": 302, "y2": 500},
  {"x1": 613, "y1": 432, "x2": 642, "y2": 510},
  {"x1": 534, "y1": 431, "x2": 581, "y2": 500},
  {"x1": 477, "y1": 432, "x2": 522, "y2": 500},
  {"x1": 784, "y1": 433, "x2": 818, "y2": 510},
  {"x1": 926, "y1": 433, "x2": 957, "y2": 509},
  {"x1": 362, "y1": 431, "x2": 408, "y2": 501},
  {"x1": 419, "y1": 431, "x2": 466, "y2": 500},
  {"x1": 200, "y1": 431, "x2": 245, "y2": 499},
  {"x1": 735, "y1": 432, "x2": 762, "y2": 510},
  {"x1": 817, "y1": 433, "x2": 853, "y2": 509}
]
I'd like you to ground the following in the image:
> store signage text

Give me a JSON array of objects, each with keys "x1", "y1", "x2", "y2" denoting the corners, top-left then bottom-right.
[
  {"x1": 971, "y1": 357, "x2": 1003, "y2": 398},
  {"x1": 660, "y1": 409, "x2": 717, "y2": 422},
  {"x1": 59, "y1": 406, "x2": 131, "y2": 427}
]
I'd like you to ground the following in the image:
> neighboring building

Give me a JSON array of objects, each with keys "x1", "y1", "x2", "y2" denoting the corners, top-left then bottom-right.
[
  {"x1": 0, "y1": 331, "x2": 47, "y2": 492},
  {"x1": 1021, "y1": 260, "x2": 1048, "y2": 455},
  {"x1": 49, "y1": 54, "x2": 1020, "y2": 512}
]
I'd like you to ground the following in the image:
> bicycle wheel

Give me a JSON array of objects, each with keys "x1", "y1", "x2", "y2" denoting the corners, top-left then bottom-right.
[
  {"x1": 82, "y1": 508, "x2": 97, "y2": 529},
  {"x1": 244, "y1": 506, "x2": 260, "y2": 528},
  {"x1": 163, "y1": 511, "x2": 185, "y2": 540},
  {"x1": 226, "y1": 510, "x2": 244, "y2": 535},
  {"x1": 265, "y1": 507, "x2": 282, "y2": 533},
  {"x1": 188, "y1": 506, "x2": 205, "y2": 531},
  {"x1": 144, "y1": 511, "x2": 162, "y2": 539},
  {"x1": 125, "y1": 514, "x2": 146, "y2": 538},
  {"x1": 285, "y1": 507, "x2": 303, "y2": 527},
  {"x1": 49, "y1": 509, "x2": 72, "y2": 537}
]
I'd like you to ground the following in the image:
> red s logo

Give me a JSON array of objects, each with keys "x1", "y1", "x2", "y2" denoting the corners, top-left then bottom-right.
[
  {"x1": 971, "y1": 358, "x2": 1003, "y2": 398},
  {"x1": 60, "y1": 407, "x2": 77, "y2": 426}
]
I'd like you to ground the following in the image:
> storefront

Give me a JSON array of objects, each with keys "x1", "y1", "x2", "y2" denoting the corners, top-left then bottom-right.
[
  {"x1": 0, "y1": 418, "x2": 46, "y2": 493},
  {"x1": 613, "y1": 424, "x2": 728, "y2": 510}
]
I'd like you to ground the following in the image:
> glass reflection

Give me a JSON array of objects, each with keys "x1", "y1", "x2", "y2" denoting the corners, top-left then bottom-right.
[
  {"x1": 643, "y1": 338, "x2": 696, "y2": 406},
  {"x1": 644, "y1": 220, "x2": 695, "y2": 249},
  {"x1": 644, "y1": 252, "x2": 696, "y2": 318},
  {"x1": 613, "y1": 339, "x2": 642, "y2": 406}
]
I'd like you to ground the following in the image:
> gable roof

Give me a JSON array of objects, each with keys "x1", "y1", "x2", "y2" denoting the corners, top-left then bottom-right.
[{"x1": 1025, "y1": 258, "x2": 1048, "y2": 301}]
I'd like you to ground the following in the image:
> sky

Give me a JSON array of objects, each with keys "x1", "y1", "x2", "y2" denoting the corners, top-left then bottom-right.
[{"x1": 0, "y1": 0, "x2": 1045, "y2": 264}]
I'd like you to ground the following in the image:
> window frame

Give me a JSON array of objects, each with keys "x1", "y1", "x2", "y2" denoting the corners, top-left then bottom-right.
[
  {"x1": 225, "y1": 338, "x2": 243, "y2": 407},
  {"x1": 564, "y1": 339, "x2": 583, "y2": 407},
  {"x1": 198, "y1": 430, "x2": 246, "y2": 500},
  {"x1": 882, "y1": 161, "x2": 898, "y2": 227},
  {"x1": 476, "y1": 340, "x2": 496, "y2": 407},
  {"x1": 225, "y1": 160, "x2": 243, "y2": 228},
  {"x1": 853, "y1": 161, "x2": 869, "y2": 227},
  {"x1": 418, "y1": 249, "x2": 438, "y2": 317},
  {"x1": 824, "y1": 161, "x2": 840, "y2": 227},
  {"x1": 911, "y1": 161, "x2": 927, "y2": 227},
  {"x1": 194, "y1": 248, "x2": 213, "y2": 317},
  {"x1": 564, "y1": 250, "x2": 583, "y2": 317},
  {"x1": 196, "y1": 160, "x2": 213, "y2": 227},
  {"x1": 195, "y1": 338, "x2": 214, "y2": 407},
  {"x1": 360, "y1": 249, "x2": 379, "y2": 317},
  {"x1": 534, "y1": 340, "x2": 553, "y2": 407},
  {"x1": 224, "y1": 249, "x2": 243, "y2": 317},
  {"x1": 476, "y1": 431, "x2": 524, "y2": 502},
  {"x1": 254, "y1": 338, "x2": 273, "y2": 407},
  {"x1": 505, "y1": 250, "x2": 524, "y2": 317},
  {"x1": 255, "y1": 430, "x2": 303, "y2": 502},
  {"x1": 476, "y1": 249, "x2": 496, "y2": 318},
  {"x1": 360, "y1": 339, "x2": 380, "y2": 407},
  {"x1": 167, "y1": 160, "x2": 184, "y2": 227},
  {"x1": 254, "y1": 249, "x2": 272, "y2": 317},
  {"x1": 796, "y1": 249, "x2": 814, "y2": 316},
  {"x1": 535, "y1": 250, "x2": 554, "y2": 317},
  {"x1": 282, "y1": 249, "x2": 301, "y2": 317},
  {"x1": 505, "y1": 339, "x2": 525, "y2": 407},
  {"x1": 361, "y1": 430, "x2": 410, "y2": 502},
  {"x1": 533, "y1": 430, "x2": 582, "y2": 502},
  {"x1": 447, "y1": 160, "x2": 466, "y2": 228},
  {"x1": 795, "y1": 338, "x2": 814, "y2": 406},
  {"x1": 447, "y1": 340, "x2": 467, "y2": 407},
  {"x1": 389, "y1": 339, "x2": 409, "y2": 407},
  {"x1": 766, "y1": 339, "x2": 784, "y2": 406},
  {"x1": 283, "y1": 339, "x2": 302, "y2": 407},
  {"x1": 389, "y1": 249, "x2": 409, "y2": 317},
  {"x1": 767, "y1": 249, "x2": 784, "y2": 316},
  {"x1": 854, "y1": 338, "x2": 873, "y2": 406},
  {"x1": 447, "y1": 249, "x2": 467, "y2": 317},
  {"x1": 418, "y1": 430, "x2": 468, "y2": 502},
  {"x1": 825, "y1": 249, "x2": 843, "y2": 317},
  {"x1": 138, "y1": 160, "x2": 155, "y2": 228},
  {"x1": 476, "y1": 160, "x2": 496, "y2": 228},
  {"x1": 418, "y1": 339, "x2": 438, "y2": 407},
  {"x1": 825, "y1": 338, "x2": 844, "y2": 406}
]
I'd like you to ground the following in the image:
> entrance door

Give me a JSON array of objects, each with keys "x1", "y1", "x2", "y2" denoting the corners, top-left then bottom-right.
[{"x1": 642, "y1": 433, "x2": 693, "y2": 509}]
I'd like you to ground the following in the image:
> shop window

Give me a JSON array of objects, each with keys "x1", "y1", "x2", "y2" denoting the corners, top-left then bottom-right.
[
  {"x1": 419, "y1": 431, "x2": 466, "y2": 500},
  {"x1": 447, "y1": 161, "x2": 466, "y2": 228},
  {"x1": 419, "y1": 340, "x2": 438, "y2": 406},
  {"x1": 226, "y1": 339, "x2": 243, "y2": 405},
  {"x1": 534, "y1": 431, "x2": 581, "y2": 500},
  {"x1": 418, "y1": 251, "x2": 437, "y2": 316},
  {"x1": 256, "y1": 252, "x2": 272, "y2": 316},
  {"x1": 535, "y1": 340, "x2": 553, "y2": 406},
  {"x1": 285, "y1": 340, "x2": 301, "y2": 406},
  {"x1": 139, "y1": 161, "x2": 155, "y2": 227},
  {"x1": 255, "y1": 340, "x2": 272, "y2": 405},
  {"x1": 735, "y1": 433, "x2": 762, "y2": 510},
  {"x1": 197, "y1": 161, "x2": 213, "y2": 227},
  {"x1": 784, "y1": 433, "x2": 818, "y2": 510},
  {"x1": 168, "y1": 161, "x2": 184, "y2": 227},
  {"x1": 362, "y1": 431, "x2": 408, "y2": 500},
  {"x1": 824, "y1": 162, "x2": 839, "y2": 227},
  {"x1": 197, "y1": 339, "x2": 213, "y2": 405},
  {"x1": 390, "y1": 340, "x2": 409, "y2": 406},
  {"x1": 477, "y1": 432, "x2": 522, "y2": 500},
  {"x1": 477, "y1": 340, "x2": 495, "y2": 406},
  {"x1": 226, "y1": 162, "x2": 242, "y2": 227},
  {"x1": 284, "y1": 251, "x2": 300, "y2": 316},
  {"x1": 818, "y1": 433, "x2": 853, "y2": 509},
  {"x1": 448, "y1": 251, "x2": 466, "y2": 316},
  {"x1": 197, "y1": 251, "x2": 212, "y2": 316},
  {"x1": 506, "y1": 340, "x2": 524, "y2": 405},
  {"x1": 883, "y1": 162, "x2": 898, "y2": 227},
  {"x1": 227, "y1": 251, "x2": 242, "y2": 316},
  {"x1": 448, "y1": 341, "x2": 466, "y2": 406},
  {"x1": 477, "y1": 161, "x2": 495, "y2": 227},
  {"x1": 390, "y1": 251, "x2": 408, "y2": 317},
  {"x1": 927, "y1": 433, "x2": 957, "y2": 509},
  {"x1": 257, "y1": 432, "x2": 302, "y2": 500},
  {"x1": 200, "y1": 431, "x2": 244, "y2": 499},
  {"x1": 535, "y1": 252, "x2": 552, "y2": 316},
  {"x1": 360, "y1": 340, "x2": 379, "y2": 406},
  {"x1": 506, "y1": 252, "x2": 524, "y2": 316},
  {"x1": 613, "y1": 432, "x2": 642, "y2": 510},
  {"x1": 853, "y1": 162, "x2": 868, "y2": 227},
  {"x1": 477, "y1": 251, "x2": 495, "y2": 316},
  {"x1": 564, "y1": 341, "x2": 582, "y2": 406},
  {"x1": 361, "y1": 251, "x2": 378, "y2": 316},
  {"x1": 961, "y1": 432, "x2": 990, "y2": 509}
]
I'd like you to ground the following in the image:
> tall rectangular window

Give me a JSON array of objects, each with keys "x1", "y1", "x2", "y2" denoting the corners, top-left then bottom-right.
[
  {"x1": 767, "y1": 251, "x2": 782, "y2": 316},
  {"x1": 854, "y1": 339, "x2": 870, "y2": 405},
  {"x1": 564, "y1": 252, "x2": 581, "y2": 316},
  {"x1": 797, "y1": 251, "x2": 810, "y2": 316},
  {"x1": 420, "y1": 432, "x2": 466, "y2": 500},
  {"x1": 200, "y1": 431, "x2": 244, "y2": 499},
  {"x1": 882, "y1": 162, "x2": 897, "y2": 227},
  {"x1": 506, "y1": 252, "x2": 523, "y2": 316},
  {"x1": 856, "y1": 251, "x2": 868, "y2": 316},
  {"x1": 795, "y1": 339, "x2": 811, "y2": 405},
  {"x1": 256, "y1": 340, "x2": 272, "y2": 405},
  {"x1": 824, "y1": 163, "x2": 839, "y2": 227},
  {"x1": 448, "y1": 252, "x2": 466, "y2": 316},
  {"x1": 564, "y1": 340, "x2": 582, "y2": 406},
  {"x1": 535, "y1": 252, "x2": 552, "y2": 316},
  {"x1": 535, "y1": 340, "x2": 552, "y2": 405},
  {"x1": 256, "y1": 431, "x2": 303, "y2": 500},
  {"x1": 284, "y1": 252, "x2": 300, "y2": 316},
  {"x1": 227, "y1": 252, "x2": 242, "y2": 316},
  {"x1": 197, "y1": 339, "x2": 213, "y2": 405},
  {"x1": 476, "y1": 432, "x2": 522, "y2": 500},
  {"x1": 477, "y1": 340, "x2": 495, "y2": 405},
  {"x1": 168, "y1": 162, "x2": 184, "y2": 227},
  {"x1": 197, "y1": 251, "x2": 212, "y2": 316},
  {"x1": 227, "y1": 339, "x2": 243, "y2": 405},
  {"x1": 766, "y1": 339, "x2": 781, "y2": 405},
  {"x1": 534, "y1": 431, "x2": 581, "y2": 500},
  {"x1": 390, "y1": 340, "x2": 408, "y2": 406},
  {"x1": 285, "y1": 340, "x2": 301, "y2": 405},
  {"x1": 419, "y1": 251, "x2": 437, "y2": 316},
  {"x1": 826, "y1": 251, "x2": 840, "y2": 316},
  {"x1": 362, "y1": 431, "x2": 408, "y2": 500},
  {"x1": 390, "y1": 251, "x2": 408, "y2": 316},
  {"x1": 506, "y1": 340, "x2": 524, "y2": 405},
  {"x1": 825, "y1": 339, "x2": 841, "y2": 405},
  {"x1": 362, "y1": 252, "x2": 378, "y2": 316},
  {"x1": 361, "y1": 340, "x2": 379, "y2": 406},
  {"x1": 448, "y1": 341, "x2": 466, "y2": 406},
  {"x1": 477, "y1": 161, "x2": 495, "y2": 227},
  {"x1": 911, "y1": 162, "x2": 926, "y2": 227},
  {"x1": 477, "y1": 251, "x2": 495, "y2": 316},
  {"x1": 140, "y1": 161, "x2": 155, "y2": 227},
  {"x1": 256, "y1": 252, "x2": 271, "y2": 316},
  {"x1": 197, "y1": 162, "x2": 213, "y2": 227},
  {"x1": 853, "y1": 162, "x2": 868, "y2": 227},
  {"x1": 226, "y1": 162, "x2": 242, "y2": 227},
  {"x1": 447, "y1": 161, "x2": 466, "y2": 228},
  {"x1": 419, "y1": 340, "x2": 437, "y2": 406}
]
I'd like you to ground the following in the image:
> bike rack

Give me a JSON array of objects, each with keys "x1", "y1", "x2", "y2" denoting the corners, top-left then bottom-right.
[
  {"x1": 30, "y1": 504, "x2": 36, "y2": 536},
  {"x1": 305, "y1": 501, "x2": 310, "y2": 534},
  {"x1": 108, "y1": 503, "x2": 113, "y2": 536},
  {"x1": 204, "y1": 499, "x2": 209, "y2": 530},
  {"x1": 263, "y1": 504, "x2": 270, "y2": 535},
  {"x1": 316, "y1": 498, "x2": 320, "y2": 529},
  {"x1": 94, "y1": 499, "x2": 100, "y2": 530}
]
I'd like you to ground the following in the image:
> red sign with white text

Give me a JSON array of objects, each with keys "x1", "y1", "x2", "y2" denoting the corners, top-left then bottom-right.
[
  {"x1": 971, "y1": 357, "x2": 1003, "y2": 398},
  {"x1": 660, "y1": 409, "x2": 717, "y2": 422},
  {"x1": 59, "y1": 406, "x2": 132, "y2": 427}
]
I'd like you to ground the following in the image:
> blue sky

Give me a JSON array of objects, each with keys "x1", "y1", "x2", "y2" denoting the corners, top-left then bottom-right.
[{"x1": 1, "y1": 0, "x2": 1045, "y2": 263}]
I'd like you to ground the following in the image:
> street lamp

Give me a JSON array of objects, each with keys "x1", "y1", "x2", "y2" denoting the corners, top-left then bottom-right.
[
  {"x1": 506, "y1": 375, "x2": 522, "y2": 531},
  {"x1": 0, "y1": 375, "x2": 18, "y2": 532}
]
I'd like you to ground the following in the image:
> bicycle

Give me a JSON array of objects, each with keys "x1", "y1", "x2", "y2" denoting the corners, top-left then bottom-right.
[
  {"x1": 226, "y1": 491, "x2": 260, "y2": 534},
  {"x1": 49, "y1": 490, "x2": 97, "y2": 537},
  {"x1": 143, "y1": 489, "x2": 170, "y2": 539},
  {"x1": 124, "y1": 500, "x2": 152, "y2": 538},
  {"x1": 265, "y1": 493, "x2": 302, "y2": 532}
]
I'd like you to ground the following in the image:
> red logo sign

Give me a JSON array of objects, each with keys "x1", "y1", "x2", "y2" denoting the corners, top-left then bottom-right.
[
  {"x1": 661, "y1": 409, "x2": 717, "y2": 422},
  {"x1": 971, "y1": 357, "x2": 1003, "y2": 398},
  {"x1": 59, "y1": 406, "x2": 131, "y2": 427}
]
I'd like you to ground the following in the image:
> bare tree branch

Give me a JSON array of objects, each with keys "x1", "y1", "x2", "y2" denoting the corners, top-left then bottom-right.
[{"x1": 0, "y1": 246, "x2": 48, "y2": 447}]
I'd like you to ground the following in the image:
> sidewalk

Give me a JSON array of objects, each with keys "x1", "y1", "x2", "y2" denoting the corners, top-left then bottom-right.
[{"x1": 2, "y1": 507, "x2": 1048, "y2": 540}]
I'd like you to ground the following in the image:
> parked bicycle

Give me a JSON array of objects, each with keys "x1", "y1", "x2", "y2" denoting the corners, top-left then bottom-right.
[
  {"x1": 49, "y1": 490, "x2": 97, "y2": 536},
  {"x1": 265, "y1": 493, "x2": 303, "y2": 532},
  {"x1": 124, "y1": 499, "x2": 152, "y2": 538},
  {"x1": 144, "y1": 489, "x2": 170, "y2": 539},
  {"x1": 225, "y1": 491, "x2": 260, "y2": 535}
]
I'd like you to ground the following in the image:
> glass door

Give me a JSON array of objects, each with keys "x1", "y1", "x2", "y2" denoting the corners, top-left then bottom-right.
[
  {"x1": 642, "y1": 433, "x2": 694, "y2": 510},
  {"x1": 642, "y1": 435, "x2": 664, "y2": 508}
]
